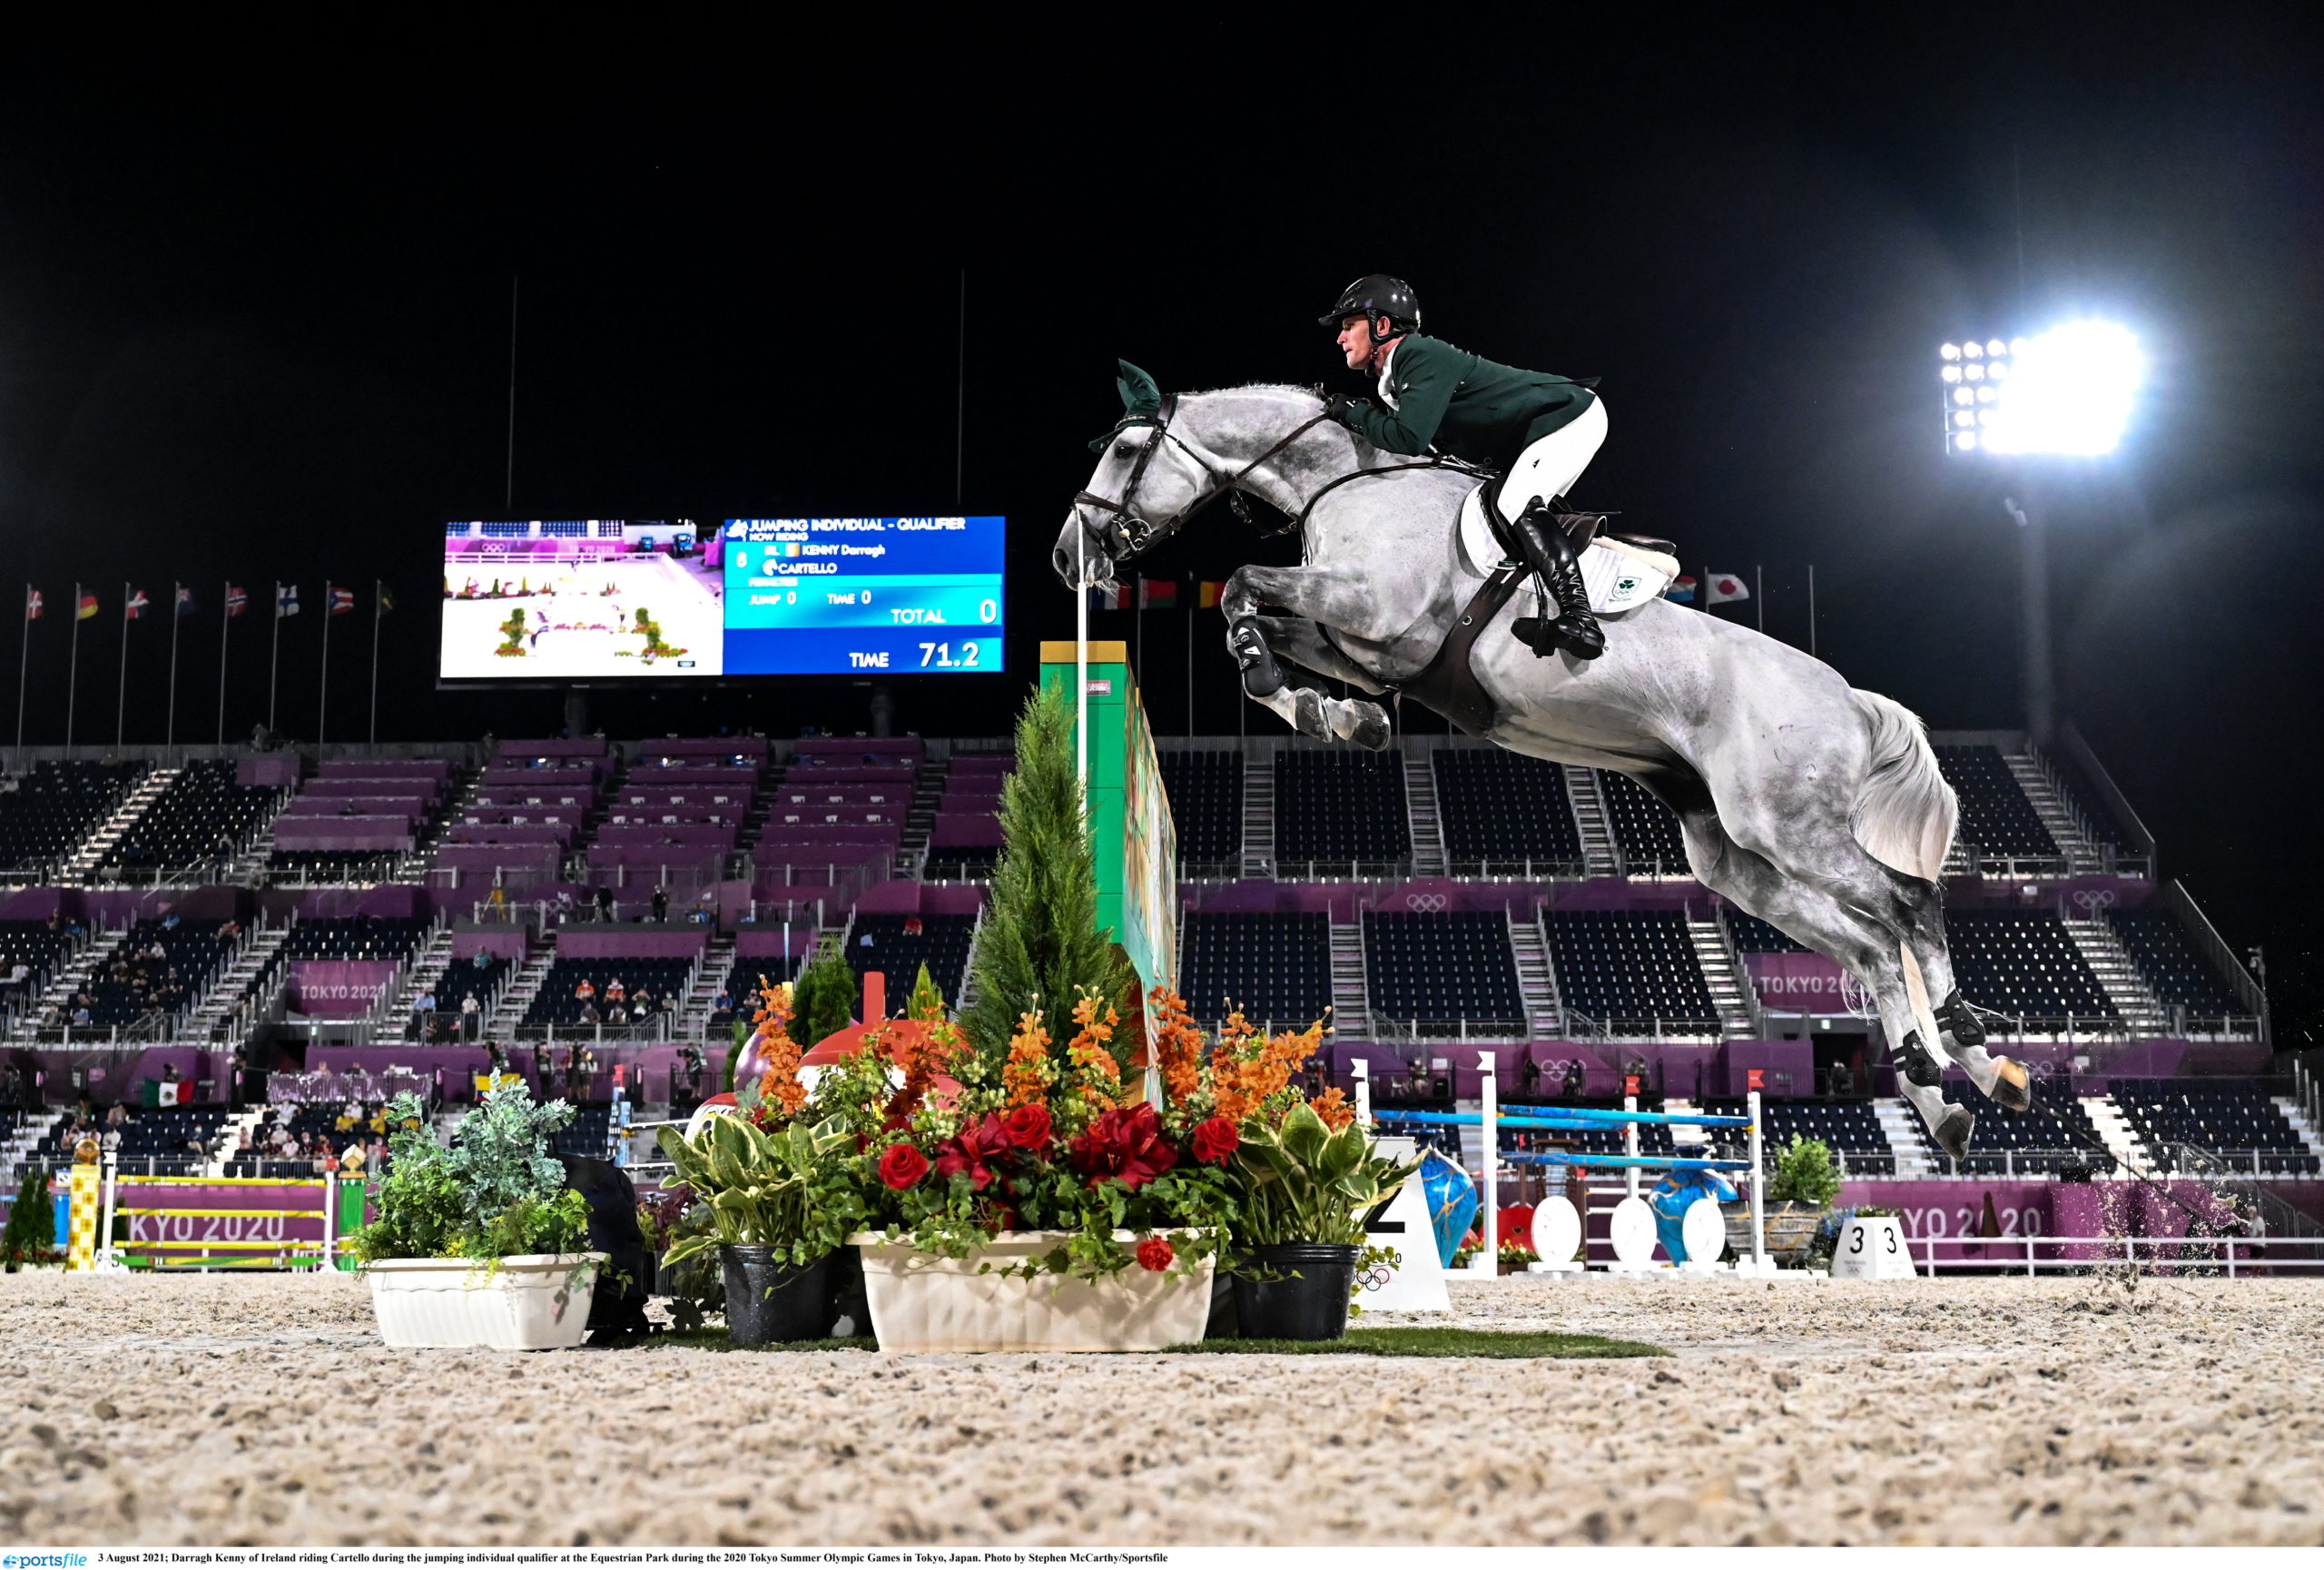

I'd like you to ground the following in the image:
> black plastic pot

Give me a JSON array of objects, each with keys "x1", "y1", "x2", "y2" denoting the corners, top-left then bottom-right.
[
  {"x1": 719, "y1": 1245, "x2": 834, "y2": 1348},
  {"x1": 1230, "y1": 1243, "x2": 1360, "y2": 1341}
]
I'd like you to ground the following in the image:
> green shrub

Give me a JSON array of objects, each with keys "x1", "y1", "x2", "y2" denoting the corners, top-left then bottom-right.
[
  {"x1": 1767, "y1": 1134, "x2": 1841, "y2": 1209},
  {"x1": 0, "y1": 1171, "x2": 56, "y2": 1270},
  {"x1": 348, "y1": 1086, "x2": 591, "y2": 1265}
]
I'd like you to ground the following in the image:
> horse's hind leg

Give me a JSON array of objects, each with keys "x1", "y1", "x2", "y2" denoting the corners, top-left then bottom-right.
[
  {"x1": 1857, "y1": 861, "x2": 2031, "y2": 1111},
  {"x1": 1669, "y1": 798, "x2": 1976, "y2": 1161}
]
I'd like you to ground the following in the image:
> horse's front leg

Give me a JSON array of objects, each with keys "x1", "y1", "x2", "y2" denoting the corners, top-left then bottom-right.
[{"x1": 1223, "y1": 565, "x2": 1403, "y2": 750}]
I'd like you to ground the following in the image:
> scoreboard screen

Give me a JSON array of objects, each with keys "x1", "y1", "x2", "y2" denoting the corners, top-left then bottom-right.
[{"x1": 436, "y1": 515, "x2": 1006, "y2": 682}]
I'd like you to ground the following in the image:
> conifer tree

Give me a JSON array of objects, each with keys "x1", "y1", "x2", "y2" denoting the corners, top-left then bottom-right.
[
  {"x1": 906, "y1": 962, "x2": 946, "y2": 1021},
  {"x1": 790, "y1": 933, "x2": 859, "y2": 1046},
  {"x1": 961, "y1": 683, "x2": 1133, "y2": 1072}
]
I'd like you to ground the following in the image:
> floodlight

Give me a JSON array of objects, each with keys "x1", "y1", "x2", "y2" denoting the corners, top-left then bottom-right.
[
  {"x1": 1937, "y1": 320, "x2": 2142, "y2": 457},
  {"x1": 1954, "y1": 430, "x2": 1978, "y2": 450},
  {"x1": 1939, "y1": 343, "x2": 1962, "y2": 360}
]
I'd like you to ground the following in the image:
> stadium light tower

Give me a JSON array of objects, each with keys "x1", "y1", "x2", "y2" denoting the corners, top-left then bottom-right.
[{"x1": 1938, "y1": 321, "x2": 2145, "y2": 745}]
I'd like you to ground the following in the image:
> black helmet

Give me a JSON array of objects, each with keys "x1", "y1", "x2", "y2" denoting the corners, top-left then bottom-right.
[{"x1": 1318, "y1": 274, "x2": 1421, "y2": 334}]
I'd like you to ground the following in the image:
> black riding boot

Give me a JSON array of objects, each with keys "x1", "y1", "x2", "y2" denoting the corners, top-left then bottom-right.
[{"x1": 1507, "y1": 499, "x2": 1604, "y2": 660}]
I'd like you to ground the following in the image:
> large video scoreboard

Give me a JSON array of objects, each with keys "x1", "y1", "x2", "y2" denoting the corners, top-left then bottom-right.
[{"x1": 722, "y1": 516, "x2": 1005, "y2": 676}]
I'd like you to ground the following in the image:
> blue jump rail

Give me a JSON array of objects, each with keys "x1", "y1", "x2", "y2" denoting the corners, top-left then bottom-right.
[
  {"x1": 1505, "y1": 1151, "x2": 1750, "y2": 1172},
  {"x1": 1374, "y1": 1108, "x2": 1753, "y2": 1131}
]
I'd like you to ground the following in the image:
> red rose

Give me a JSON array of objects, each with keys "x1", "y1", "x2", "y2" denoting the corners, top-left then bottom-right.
[
  {"x1": 1000, "y1": 1103, "x2": 1054, "y2": 1153},
  {"x1": 1190, "y1": 1116, "x2": 1239, "y2": 1165},
  {"x1": 877, "y1": 1144, "x2": 930, "y2": 1190},
  {"x1": 1136, "y1": 1236, "x2": 1175, "y2": 1272},
  {"x1": 1068, "y1": 1102, "x2": 1178, "y2": 1190}
]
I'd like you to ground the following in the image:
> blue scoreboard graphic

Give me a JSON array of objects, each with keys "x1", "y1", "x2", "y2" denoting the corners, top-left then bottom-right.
[{"x1": 721, "y1": 517, "x2": 1005, "y2": 676}]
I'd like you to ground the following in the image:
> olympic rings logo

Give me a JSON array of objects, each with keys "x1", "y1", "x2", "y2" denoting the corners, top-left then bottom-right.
[
  {"x1": 1405, "y1": 893, "x2": 1449, "y2": 912},
  {"x1": 2071, "y1": 888, "x2": 2118, "y2": 913}
]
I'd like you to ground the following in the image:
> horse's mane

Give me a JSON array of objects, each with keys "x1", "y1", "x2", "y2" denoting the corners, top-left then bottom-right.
[{"x1": 1184, "y1": 381, "x2": 1322, "y2": 402}]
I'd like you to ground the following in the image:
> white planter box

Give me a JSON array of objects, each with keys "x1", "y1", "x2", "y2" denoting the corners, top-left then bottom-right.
[
  {"x1": 851, "y1": 1230, "x2": 1213, "y2": 1353},
  {"x1": 367, "y1": 1253, "x2": 607, "y2": 1349}
]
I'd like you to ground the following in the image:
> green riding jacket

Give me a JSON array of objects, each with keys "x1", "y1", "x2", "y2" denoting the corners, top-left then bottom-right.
[{"x1": 1339, "y1": 333, "x2": 1596, "y2": 467}]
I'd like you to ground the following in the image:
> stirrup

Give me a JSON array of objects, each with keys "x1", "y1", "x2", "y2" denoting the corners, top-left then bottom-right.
[{"x1": 1512, "y1": 611, "x2": 1604, "y2": 661}]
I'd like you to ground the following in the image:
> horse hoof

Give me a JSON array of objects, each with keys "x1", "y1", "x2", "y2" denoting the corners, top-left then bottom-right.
[
  {"x1": 1991, "y1": 1056, "x2": 2032, "y2": 1112},
  {"x1": 1933, "y1": 1106, "x2": 1974, "y2": 1163},
  {"x1": 1345, "y1": 703, "x2": 1391, "y2": 751},
  {"x1": 1291, "y1": 688, "x2": 1331, "y2": 739}
]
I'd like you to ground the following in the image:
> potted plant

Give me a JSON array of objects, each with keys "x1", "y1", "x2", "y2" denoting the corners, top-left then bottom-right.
[
  {"x1": 840, "y1": 989, "x2": 1234, "y2": 1352},
  {"x1": 1726, "y1": 1134, "x2": 1840, "y2": 1265},
  {"x1": 348, "y1": 1085, "x2": 606, "y2": 1350},
  {"x1": 1, "y1": 1171, "x2": 59, "y2": 1273},
  {"x1": 1149, "y1": 992, "x2": 1414, "y2": 1341}
]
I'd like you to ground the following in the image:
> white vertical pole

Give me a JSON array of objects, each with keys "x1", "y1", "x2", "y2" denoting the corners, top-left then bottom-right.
[
  {"x1": 1748, "y1": 1087, "x2": 1767, "y2": 1273},
  {"x1": 216, "y1": 580, "x2": 231, "y2": 746},
  {"x1": 1624, "y1": 1085, "x2": 1640, "y2": 1200},
  {"x1": 1076, "y1": 538, "x2": 1088, "y2": 785},
  {"x1": 320, "y1": 1175, "x2": 337, "y2": 1276},
  {"x1": 97, "y1": 1154, "x2": 118, "y2": 1271},
  {"x1": 1351, "y1": 1057, "x2": 1372, "y2": 1128},
  {"x1": 166, "y1": 581, "x2": 182, "y2": 749},
  {"x1": 1474, "y1": 1050, "x2": 1498, "y2": 1278}
]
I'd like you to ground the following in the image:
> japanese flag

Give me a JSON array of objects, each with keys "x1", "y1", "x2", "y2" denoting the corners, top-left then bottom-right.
[{"x1": 1705, "y1": 572, "x2": 1751, "y2": 605}]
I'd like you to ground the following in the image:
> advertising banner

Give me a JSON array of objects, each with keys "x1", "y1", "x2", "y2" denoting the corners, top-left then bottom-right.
[
  {"x1": 1744, "y1": 952, "x2": 1868, "y2": 1015},
  {"x1": 287, "y1": 960, "x2": 398, "y2": 1018}
]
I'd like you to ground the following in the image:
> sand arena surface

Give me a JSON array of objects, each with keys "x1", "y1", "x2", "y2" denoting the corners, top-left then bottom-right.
[{"x1": 2, "y1": 1270, "x2": 2320, "y2": 1546}]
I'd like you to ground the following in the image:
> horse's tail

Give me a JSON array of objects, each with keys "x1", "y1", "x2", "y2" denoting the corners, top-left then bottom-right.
[{"x1": 1848, "y1": 689, "x2": 1956, "y2": 882}]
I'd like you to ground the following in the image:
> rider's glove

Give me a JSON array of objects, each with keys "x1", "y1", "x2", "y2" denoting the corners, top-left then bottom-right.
[{"x1": 1323, "y1": 392, "x2": 1370, "y2": 426}]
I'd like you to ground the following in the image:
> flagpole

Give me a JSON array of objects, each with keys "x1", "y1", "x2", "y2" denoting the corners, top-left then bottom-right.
[
  {"x1": 66, "y1": 583, "x2": 82, "y2": 754},
  {"x1": 369, "y1": 581, "x2": 383, "y2": 745},
  {"x1": 1807, "y1": 565, "x2": 1817, "y2": 658},
  {"x1": 116, "y1": 581, "x2": 130, "y2": 746},
  {"x1": 319, "y1": 581, "x2": 332, "y2": 746},
  {"x1": 15, "y1": 587, "x2": 30, "y2": 750},
  {"x1": 1135, "y1": 585, "x2": 1144, "y2": 689},
  {"x1": 1075, "y1": 538, "x2": 1088, "y2": 786},
  {"x1": 217, "y1": 580, "x2": 231, "y2": 746},
  {"x1": 166, "y1": 582, "x2": 182, "y2": 751},
  {"x1": 1755, "y1": 566, "x2": 1764, "y2": 633},
  {"x1": 1186, "y1": 602, "x2": 1194, "y2": 736},
  {"x1": 268, "y1": 581, "x2": 281, "y2": 736}
]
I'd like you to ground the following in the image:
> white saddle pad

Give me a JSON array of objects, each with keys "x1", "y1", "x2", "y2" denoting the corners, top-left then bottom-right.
[{"x1": 1457, "y1": 484, "x2": 1678, "y2": 615}]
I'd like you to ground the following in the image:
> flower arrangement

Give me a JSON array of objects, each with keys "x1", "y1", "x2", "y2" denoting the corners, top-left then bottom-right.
[
  {"x1": 1, "y1": 1170, "x2": 58, "y2": 1272},
  {"x1": 347, "y1": 1085, "x2": 592, "y2": 1267}
]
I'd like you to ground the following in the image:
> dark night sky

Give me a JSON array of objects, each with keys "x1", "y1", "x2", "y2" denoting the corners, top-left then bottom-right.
[{"x1": 2, "y1": 9, "x2": 2319, "y2": 1031}]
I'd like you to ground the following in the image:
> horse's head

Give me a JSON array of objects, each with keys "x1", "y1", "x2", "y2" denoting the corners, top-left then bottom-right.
[{"x1": 1053, "y1": 360, "x2": 1216, "y2": 591}]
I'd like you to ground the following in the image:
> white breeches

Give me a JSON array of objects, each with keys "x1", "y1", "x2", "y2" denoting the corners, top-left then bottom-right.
[{"x1": 1494, "y1": 395, "x2": 1608, "y2": 522}]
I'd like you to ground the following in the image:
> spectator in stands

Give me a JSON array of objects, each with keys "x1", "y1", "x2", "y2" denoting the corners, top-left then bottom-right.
[
  {"x1": 575, "y1": 978, "x2": 596, "y2": 1002},
  {"x1": 579, "y1": 1002, "x2": 601, "y2": 1025},
  {"x1": 595, "y1": 885, "x2": 615, "y2": 921},
  {"x1": 606, "y1": 977, "x2": 625, "y2": 1005},
  {"x1": 459, "y1": 992, "x2": 481, "y2": 1041},
  {"x1": 413, "y1": 988, "x2": 437, "y2": 1019},
  {"x1": 532, "y1": 1042, "x2": 551, "y2": 1091},
  {"x1": 651, "y1": 886, "x2": 668, "y2": 923},
  {"x1": 1561, "y1": 1060, "x2": 1586, "y2": 1099},
  {"x1": 606, "y1": 1002, "x2": 628, "y2": 1025},
  {"x1": 105, "y1": 1104, "x2": 128, "y2": 1130},
  {"x1": 70, "y1": 1002, "x2": 92, "y2": 1027},
  {"x1": 713, "y1": 986, "x2": 732, "y2": 1014},
  {"x1": 470, "y1": 949, "x2": 492, "y2": 973},
  {"x1": 0, "y1": 1062, "x2": 21, "y2": 1109}
]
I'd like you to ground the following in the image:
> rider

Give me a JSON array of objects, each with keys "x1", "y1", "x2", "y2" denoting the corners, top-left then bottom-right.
[{"x1": 1320, "y1": 274, "x2": 1608, "y2": 659}]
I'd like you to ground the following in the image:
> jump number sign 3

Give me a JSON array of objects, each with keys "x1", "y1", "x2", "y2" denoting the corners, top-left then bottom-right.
[{"x1": 1829, "y1": 1214, "x2": 1916, "y2": 1279}]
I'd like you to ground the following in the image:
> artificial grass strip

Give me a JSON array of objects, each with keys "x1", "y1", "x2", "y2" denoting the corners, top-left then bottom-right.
[{"x1": 1171, "y1": 1327, "x2": 1667, "y2": 1358}]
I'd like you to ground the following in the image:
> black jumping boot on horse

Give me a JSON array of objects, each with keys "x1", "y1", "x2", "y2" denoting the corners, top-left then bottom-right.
[{"x1": 1507, "y1": 499, "x2": 1604, "y2": 660}]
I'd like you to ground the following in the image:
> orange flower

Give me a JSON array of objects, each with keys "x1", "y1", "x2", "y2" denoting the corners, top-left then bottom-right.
[
  {"x1": 1066, "y1": 992, "x2": 1125, "y2": 1111},
  {"x1": 1002, "y1": 1008, "x2": 1056, "y2": 1110},
  {"x1": 745, "y1": 980, "x2": 807, "y2": 1119},
  {"x1": 1148, "y1": 986, "x2": 1205, "y2": 1110},
  {"x1": 1309, "y1": 1085, "x2": 1354, "y2": 1131}
]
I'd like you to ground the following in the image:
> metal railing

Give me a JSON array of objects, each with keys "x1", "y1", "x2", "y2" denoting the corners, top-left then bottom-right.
[{"x1": 1911, "y1": 1234, "x2": 2324, "y2": 1276}]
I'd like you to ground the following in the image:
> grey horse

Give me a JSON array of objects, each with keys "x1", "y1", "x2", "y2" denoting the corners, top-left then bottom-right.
[{"x1": 1054, "y1": 375, "x2": 2031, "y2": 1159}]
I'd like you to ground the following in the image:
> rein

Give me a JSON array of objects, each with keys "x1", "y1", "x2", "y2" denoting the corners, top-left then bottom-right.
[{"x1": 1073, "y1": 397, "x2": 1483, "y2": 558}]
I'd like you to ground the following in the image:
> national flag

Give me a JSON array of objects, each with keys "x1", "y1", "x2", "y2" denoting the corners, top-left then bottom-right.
[
  {"x1": 76, "y1": 592, "x2": 98, "y2": 620},
  {"x1": 378, "y1": 583, "x2": 395, "y2": 614},
  {"x1": 1138, "y1": 578, "x2": 1177, "y2": 610},
  {"x1": 1196, "y1": 581, "x2": 1226, "y2": 609},
  {"x1": 276, "y1": 584, "x2": 300, "y2": 617},
  {"x1": 225, "y1": 585, "x2": 249, "y2": 617},
  {"x1": 330, "y1": 586, "x2": 355, "y2": 616},
  {"x1": 174, "y1": 586, "x2": 199, "y2": 616},
  {"x1": 24, "y1": 588, "x2": 41, "y2": 621},
  {"x1": 1704, "y1": 572, "x2": 1751, "y2": 605},
  {"x1": 124, "y1": 588, "x2": 151, "y2": 620},
  {"x1": 1664, "y1": 576, "x2": 1698, "y2": 604},
  {"x1": 1087, "y1": 582, "x2": 1130, "y2": 612}
]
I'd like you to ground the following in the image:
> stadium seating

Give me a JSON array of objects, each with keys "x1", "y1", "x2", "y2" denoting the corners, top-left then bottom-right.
[
  {"x1": 1179, "y1": 911, "x2": 1331, "y2": 1029},
  {"x1": 109, "y1": 760, "x2": 279, "y2": 874},
  {"x1": 282, "y1": 916, "x2": 431, "y2": 963},
  {"x1": 1434, "y1": 751, "x2": 1581, "y2": 868},
  {"x1": 1934, "y1": 745, "x2": 2055, "y2": 857},
  {"x1": 524, "y1": 959, "x2": 692, "y2": 1027},
  {"x1": 2110, "y1": 1080, "x2": 2318, "y2": 1175},
  {"x1": 710, "y1": 953, "x2": 804, "y2": 1026},
  {"x1": 843, "y1": 913, "x2": 979, "y2": 1008},
  {"x1": 1363, "y1": 912, "x2": 1524, "y2": 1033},
  {"x1": 1703, "y1": 1097, "x2": 1896, "y2": 1175},
  {"x1": 78, "y1": 919, "x2": 234, "y2": 1029},
  {"x1": 2107, "y1": 910, "x2": 2246, "y2": 1020},
  {"x1": 1157, "y1": 750, "x2": 1242, "y2": 867},
  {"x1": 924, "y1": 756, "x2": 1009, "y2": 881},
  {"x1": 0, "y1": 761, "x2": 141, "y2": 875},
  {"x1": 408, "y1": 953, "x2": 509, "y2": 1035},
  {"x1": 1543, "y1": 912, "x2": 1716, "y2": 1030},
  {"x1": 1723, "y1": 910, "x2": 1809, "y2": 953},
  {"x1": 1936, "y1": 1078, "x2": 2119, "y2": 1176},
  {"x1": 1274, "y1": 750, "x2": 1408, "y2": 865},
  {"x1": 0, "y1": 921, "x2": 76, "y2": 1015},
  {"x1": 1599, "y1": 771, "x2": 1688, "y2": 872},
  {"x1": 31, "y1": 1105, "x2": 229, "y2": 1176},
  {"x1": 1945, "y1": 912, "x2": 2114, "y2": 1022}
]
